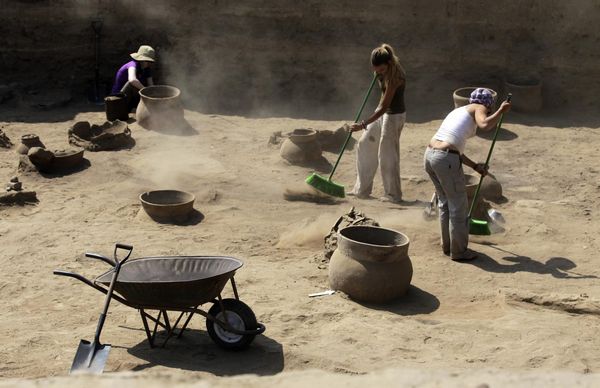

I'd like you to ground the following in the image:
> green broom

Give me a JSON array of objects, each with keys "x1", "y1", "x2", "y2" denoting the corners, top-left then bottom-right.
[
  {"x1": 306, "y1": 73, "x2": 378, "y2": 198},
  {"x1": 469, "y1": 94, "x2": 512, "y2": 235}
]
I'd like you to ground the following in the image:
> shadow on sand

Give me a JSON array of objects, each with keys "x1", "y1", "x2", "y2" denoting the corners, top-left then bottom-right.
[
  {"x1": 356, "y1": 284, "x2": 440, "y2": 315},
  {"x1": 125, "y1": 328, "x2": 284, "y2": 376},
  {"x1": 143, "y1": 209, "x2": 205, "y2": 226},
  {"x1": 466, "y1": 244, "x2": 598, "y2": 279},
  {"x1": 476, "y1": 125, "x2": 519, "y2": 141}
]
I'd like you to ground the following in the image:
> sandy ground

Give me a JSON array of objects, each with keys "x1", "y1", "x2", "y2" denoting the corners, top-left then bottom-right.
[{"x1": 0, "y1": 103, "x2": 599, "y2": 384}]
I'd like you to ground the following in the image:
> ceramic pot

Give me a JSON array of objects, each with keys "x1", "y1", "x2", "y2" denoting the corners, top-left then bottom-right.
[
  {"x1": 329, "y1": 226, "x2": 412, "y2": 304},
  {"x1": 280, "y1": 128, "x2": 322, "y2": 164},
  {"x1": 17, "y1": 134, "x2": 45, "y2": 155},
  {"x1": 504, "y1": 77, "x2": 542, "y2": 112},
  {"x1": 136, "y1": 85, "x2": 184, "y2": 130},
  {"x1": 50, "y1": 148, "x2": 85, "y2": 170},
  {"x1": 105, "y1": 95, "x2": 130, "y2": 121}
]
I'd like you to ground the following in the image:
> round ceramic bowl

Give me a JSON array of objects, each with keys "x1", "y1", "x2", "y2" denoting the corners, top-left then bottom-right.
[{"x1": 139, "y1": 190, "x2": 195, "y2": 222}]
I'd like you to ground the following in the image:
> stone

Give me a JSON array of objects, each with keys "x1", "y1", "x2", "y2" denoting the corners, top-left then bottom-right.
[
  {"x1": 0, "y1": 190, "x2": 38, "y2": 205},
  {"x1": 0, "y1": 129, "x2": 12, "y2": 148},
  {"x1": 6, "y1": 181, "x2": 22, "y2": 191},
  {"x1": 27, "y1": 146, "x2": 54, "y2": 169}
]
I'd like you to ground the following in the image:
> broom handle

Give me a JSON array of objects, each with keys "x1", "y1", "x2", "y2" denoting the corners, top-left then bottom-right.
[
  {"x1": 468, "y1": 94, "x2": 512, "y2": 218},
  {"x1": 328, "y1": 73, "x2": 378, "y2": 181}
]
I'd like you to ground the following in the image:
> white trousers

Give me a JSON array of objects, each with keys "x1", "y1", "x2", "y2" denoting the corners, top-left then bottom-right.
[{"x1": 352, "y1": 112, "x2": 406, "y2": 200}]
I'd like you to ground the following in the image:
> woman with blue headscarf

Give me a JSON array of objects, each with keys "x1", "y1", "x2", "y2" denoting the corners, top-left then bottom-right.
[{"x1": 424, "y1": 88, "x2": 511, "y2": 261}]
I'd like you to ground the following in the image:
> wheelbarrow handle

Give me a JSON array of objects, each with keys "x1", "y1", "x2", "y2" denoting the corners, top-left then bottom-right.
[
  {"x1": 53, "y1": 269, "x2": 130, "y2": 306},
  {"x1": 53, "y1": 270, "x2": 107, "y2": 293},
  {"x1": 85, "y1": 252, "x2": 116, "y2": 267},
  {"x1": 113, "y1": 243, "x2": 133, "y2": 265}
]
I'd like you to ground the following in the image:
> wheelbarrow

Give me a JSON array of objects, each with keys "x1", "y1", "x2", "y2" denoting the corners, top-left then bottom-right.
[{"x1": 54, "y1": 244, "x2": 266, "y2": 353}]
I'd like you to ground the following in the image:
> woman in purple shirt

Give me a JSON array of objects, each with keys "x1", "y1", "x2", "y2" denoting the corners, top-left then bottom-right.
[{"x1": 111, "y1": 45, "x2": 156, "y2": 110}]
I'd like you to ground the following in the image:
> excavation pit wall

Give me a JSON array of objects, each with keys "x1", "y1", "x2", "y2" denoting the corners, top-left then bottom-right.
[{"x1": 1, "y1": 0, "x2": 598, "y2": 119}]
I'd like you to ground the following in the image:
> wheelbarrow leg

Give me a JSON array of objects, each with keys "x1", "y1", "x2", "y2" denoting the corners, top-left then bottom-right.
[
  {"x1": 230, "y1": 277, "x2": 239, "y2": 300},
  {"x1": 177, "y1": 308, "x2": 198, "y2": 339},
  {"x1": 151, "y1": 310, "x2": 163, "y2": 345},
  {"x1": 139, "y1": 309, "x2": 155, "y2": 348},
  {"x1": 161, "y1": 311, "x2": 186, "y2": 348},
  {"x1": 161, "y1": 310, "x2": 171, "y2": 332}
]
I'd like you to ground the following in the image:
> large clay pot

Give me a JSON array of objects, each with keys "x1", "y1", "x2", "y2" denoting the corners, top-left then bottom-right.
[
  {"x1": 17, "y1": 134, "x2": 45, "y2": 155},
  {"x1": 329, "y1": 225, "x2": 412, "y2": 304},
  {"x1": 453, "y1": 87, "x2": 498, "y2": 110},
  {"x1": 504, "y1": 77, "x2": 542, "y2": 113},
  {"x1": 280, "y1": 128, "x2": 322, "y2": 164},
  {"x1": 136, "y1": 85, "x2": 184, "y2": 130}
]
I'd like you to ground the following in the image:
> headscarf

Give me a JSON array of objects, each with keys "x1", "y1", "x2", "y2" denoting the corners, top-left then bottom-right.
[{"x1": 469, "y1": 88, "x2": 494, "y2": 108}]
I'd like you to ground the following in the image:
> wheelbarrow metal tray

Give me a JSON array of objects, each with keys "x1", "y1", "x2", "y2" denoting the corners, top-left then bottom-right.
[{"x1": 95, "y1": 256, "x2": 243, "y2": 309}]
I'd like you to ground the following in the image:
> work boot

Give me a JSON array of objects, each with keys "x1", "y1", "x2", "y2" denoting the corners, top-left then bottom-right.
[{"x1": 451, "y1": 249, "x2": 478, "y2": 261}]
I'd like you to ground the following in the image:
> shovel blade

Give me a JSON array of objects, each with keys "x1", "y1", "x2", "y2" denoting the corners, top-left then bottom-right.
[
  {"x1": 422, "y1": 203, "x2": 436, "y2": 220},
  {"x1": 70, "y1": 339, "x2": 111, "y2": 375}
]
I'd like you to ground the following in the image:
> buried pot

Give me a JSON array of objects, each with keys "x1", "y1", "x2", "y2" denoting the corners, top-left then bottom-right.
[
  {"x1": 280, "y1": 128, "x2": 322, "y2": 164},
  {"x1": 504, "y1": 76, "x2": 542, "y2": 113},
  {"x1": 329, "y1": 225, "x2": 412, "y2": 304},
  {"x1": 139, "y1": 190, "x2": 195, "y2": 222}
]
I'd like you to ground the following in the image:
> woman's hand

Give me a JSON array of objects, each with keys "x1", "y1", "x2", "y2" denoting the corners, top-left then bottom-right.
[
  {"x1": 473, "y1": 163, "x2": 488, "y2": 176},
  {"x1": 499, "y1": 101, "x2": 512, "y2": 113},
  {"x1": 350, "y1": 121, "x2": 366, "y2": 132}
]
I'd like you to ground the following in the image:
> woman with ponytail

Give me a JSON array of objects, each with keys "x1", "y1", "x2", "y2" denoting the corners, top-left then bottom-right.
[{"x1": 348, "y1": 43, "x2": 407, "y2": 203}]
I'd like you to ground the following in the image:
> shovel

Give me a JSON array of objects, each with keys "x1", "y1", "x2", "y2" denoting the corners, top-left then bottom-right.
[
  {"x1": 422, "y1": 192, "x2": 438, "y2": 220},
  {"x1": 69, "y1": 243, "x2": 133, "y2": 374}
]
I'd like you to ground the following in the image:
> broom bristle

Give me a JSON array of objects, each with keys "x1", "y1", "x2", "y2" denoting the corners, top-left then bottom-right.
[
  {"x1": 469, "y1": 218, "x2": 491, "y2": 235},
  {"x1": 305, "y1": 173, "x2": 345, "y2": 198}
]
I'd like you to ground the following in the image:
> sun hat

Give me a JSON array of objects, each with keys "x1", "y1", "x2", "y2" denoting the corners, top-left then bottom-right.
[
  {"x1": 130, "y1": 45, "x2": 156, "y2": 62},
  {"x1": 469, "y1": 88, "x2": 494, "y2": 108}
]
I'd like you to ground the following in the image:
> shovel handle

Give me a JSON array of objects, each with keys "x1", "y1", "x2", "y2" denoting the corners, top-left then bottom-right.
[
  {"x1": 85, "y1": 253, "x2": 116, "y2": 267},
  {"x1": 468, "y1": 94, "x2": 512, "y2": 219},
  {"x1": 113, "y1": 243, "x2": 133, "y2": 265}
]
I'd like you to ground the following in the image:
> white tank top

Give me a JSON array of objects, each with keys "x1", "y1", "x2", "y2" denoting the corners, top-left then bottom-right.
[{"x1": 433, "y1": 106, "x2": 477, "y2": 154}]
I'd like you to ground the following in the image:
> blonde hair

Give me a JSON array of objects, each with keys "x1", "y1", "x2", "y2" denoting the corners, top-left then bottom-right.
[{"x1": 371, "y1": 43, "x2": 406, "y2": 88}]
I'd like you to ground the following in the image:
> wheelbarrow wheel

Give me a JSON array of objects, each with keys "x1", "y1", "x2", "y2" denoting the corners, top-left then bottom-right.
[{"x1": 206, "y1": 298, "x2": 258, "y2": 350}]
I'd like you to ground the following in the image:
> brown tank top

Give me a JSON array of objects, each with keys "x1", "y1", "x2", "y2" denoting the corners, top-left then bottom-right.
[{"x1": 379, "y1": 77, "x2": 406, "y2": 114}]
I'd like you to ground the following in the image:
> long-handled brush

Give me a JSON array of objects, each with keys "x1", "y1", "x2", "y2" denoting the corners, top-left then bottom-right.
[
  {"x1": 305, "y1": 73, "x2": 378, "y2": 198},
  {"x1": 469, "y1": 94, "x2": 512, "y2": 235}
]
